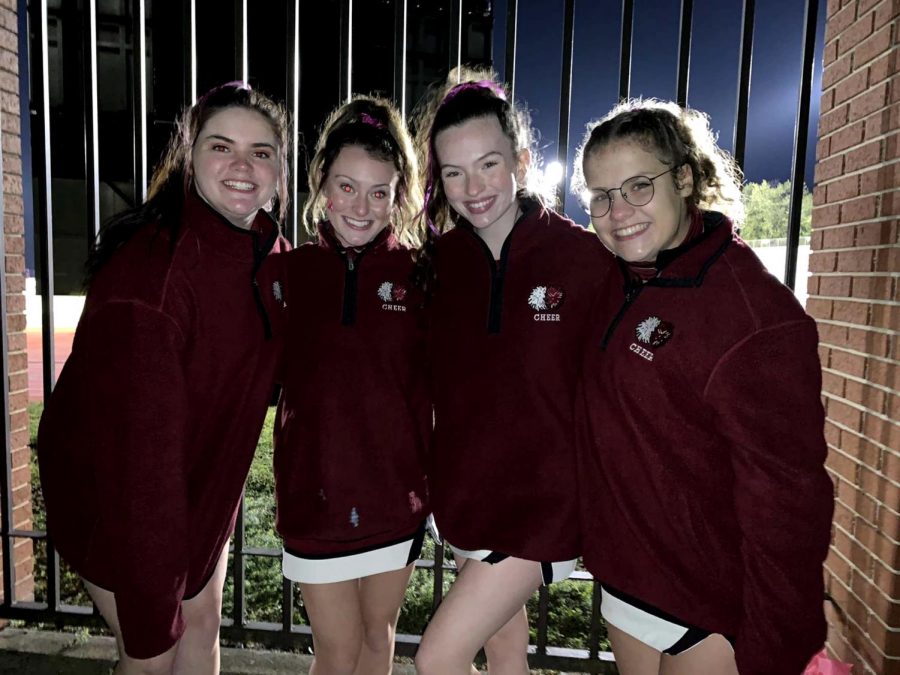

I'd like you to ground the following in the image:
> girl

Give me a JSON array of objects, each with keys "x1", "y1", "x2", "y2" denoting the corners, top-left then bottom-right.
[
  {"x1": 37, "y1": 82, "x2": 291, "y2": 675},
  {"x1": 274, "y1": 95, "x2": 428, "y2": 675},
  {"x1": 412, "y1": 70, "x2": 613, "y2": 674},
  {"x1": 572, "y1": 98, "x2": 833, "y2": 675}
]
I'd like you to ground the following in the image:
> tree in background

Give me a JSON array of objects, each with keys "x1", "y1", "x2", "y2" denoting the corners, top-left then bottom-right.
[{"x1": 740, "y1": 180, "x2": 812, "y2": 242}]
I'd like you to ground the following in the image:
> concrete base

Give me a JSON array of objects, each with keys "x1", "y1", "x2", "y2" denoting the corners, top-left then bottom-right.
[{"x1": 0, "y1": 627, "x2": 419, "y2": 674}]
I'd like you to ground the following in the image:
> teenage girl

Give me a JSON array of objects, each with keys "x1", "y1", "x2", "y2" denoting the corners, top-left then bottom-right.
[
  {"x1": 38, "y1": 83, "x2": 291, "y2": 675},
  {"x1": 572, "y1": 98, "x2": 833, "y2": 675},
  {"x1": 274, "y1": 95, "x2": 428, "y2": 675},
  {"x1": 412, "y1": 69, "x2": 613, "y2": 674}
]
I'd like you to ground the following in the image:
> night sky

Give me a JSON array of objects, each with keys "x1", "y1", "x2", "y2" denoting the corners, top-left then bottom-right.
[{"x1": 491, "y1": 0, "x2": 825, "y2": 217}]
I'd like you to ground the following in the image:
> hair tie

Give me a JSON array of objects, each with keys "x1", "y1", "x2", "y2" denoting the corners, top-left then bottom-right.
[
  {"x1": 442, "y1": 80, "x2": 507, "y2": 106},
  {"x1": 360, "y1": 112, "x2": 386, "y2": 129}
]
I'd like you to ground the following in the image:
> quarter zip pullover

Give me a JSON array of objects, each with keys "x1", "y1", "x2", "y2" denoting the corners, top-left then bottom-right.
[{"x1": 428, "y1": 202, "x2": 613, "y2": 562}]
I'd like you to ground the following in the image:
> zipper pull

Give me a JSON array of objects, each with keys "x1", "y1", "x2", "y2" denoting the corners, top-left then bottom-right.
[{"x1": 348, "y1": 258, "x2": 355, "y2": 271}]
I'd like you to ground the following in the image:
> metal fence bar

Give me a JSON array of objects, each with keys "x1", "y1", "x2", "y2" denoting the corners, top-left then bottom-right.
[
  {"x1": 286, "y1": 0, "x2": 300, "y2": 244},
  {"x1": 555, "y1": 0, "x2": 575, "y2": 209},
  {"x1": 785, "y1": 0, "x2": 818, "y2": 290},
  {"x1": 393, "y1": 0, "x2": 408, "y2": 118},
  {"x1": 131, "y1": 0, "x2": 148, "y2": 203},
  {"x1": 186, "y1": 0, "x2": 197, "y2": 103},
  {"x1": 232, "y1": 499, "x2": 246, "y2": 629},
  {"x1": 237, "y1": 0, "x2": 248, "y2": 83},
  {"x1": 83, "y1": 0, "x2": 100, "y2": 240},
  {"x1": 675, "y1": 0, "x2": 693, "y2": 106},
  {"x1": 450, "y1": 0, "x2": 462, "y2": 75},
  {"x1": 339, "y1": 0, "x2": 352, "y2": 101},
  {"x1": 618, "y1": 0, "x2": 633, "y2": 100},
  {"x1": 504, "y1": 0, "x2": 517, "y2": 99},
  {"x1": 733, "y1": 0, "x2": 755, "y2": 170},
  {"x1": 32, "y1": 0, "x2": 59, "y2": 612}
]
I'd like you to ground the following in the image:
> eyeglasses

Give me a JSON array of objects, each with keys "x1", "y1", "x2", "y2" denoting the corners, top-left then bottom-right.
[{"x1": 582, "y1": 166, "x2": 678, "y2": 218}]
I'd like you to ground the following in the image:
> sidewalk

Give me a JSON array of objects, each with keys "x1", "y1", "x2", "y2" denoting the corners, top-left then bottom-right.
[{"x1": 0, "y1": 627, "x2": 419, "y2": 674}]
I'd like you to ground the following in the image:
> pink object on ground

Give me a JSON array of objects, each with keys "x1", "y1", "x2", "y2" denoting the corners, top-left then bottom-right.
[{"x1": 802, "y1": 649, "x2": 853, "y2": 675}]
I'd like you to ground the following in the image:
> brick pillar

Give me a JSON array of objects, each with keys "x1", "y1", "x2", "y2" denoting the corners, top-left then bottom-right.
[
  {"x1": 809, "y1": 0, "x2": 899, "y2": 672},
  {"x1": 1, "y1": 0, "x2": 33, "y2": 604}
]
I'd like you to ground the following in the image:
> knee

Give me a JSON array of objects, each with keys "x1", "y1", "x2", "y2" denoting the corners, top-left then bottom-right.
[
  {"x1": 415, "y1": 640, "x2": 460, "y2": 675},
  {"x1": 361, "y1": 620, "x2": 394, "y2": 654},
  {"x1": 117, "y1": 649, "x2": 177, "y2": 675},
  {"x1": 313, "y1": 636, "x2": 362, "y2": 675},
  {"x1": 181, "y1": 601, "x2": 222, "y2": 643}
]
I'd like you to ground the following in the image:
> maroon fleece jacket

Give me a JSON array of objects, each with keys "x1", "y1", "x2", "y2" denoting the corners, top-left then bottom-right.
[
  {"x1": 37, "y1": 191, "x2": 289, "y2": 659},
  {"x1": 274, "y1": 223, "x2": 430, "y2": 555},
  {"x1": 577, "y1": 211, "x2": 833, "y2": 675},
  {"x1": 429, "y1": 201, "x2": 613, "y2": 562}
]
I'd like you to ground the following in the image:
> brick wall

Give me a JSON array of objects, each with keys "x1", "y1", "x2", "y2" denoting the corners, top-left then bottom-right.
[
  {"x1": 1, "y1": 0, "x2": 33, "y2": 604},
  {"x1": 810, "y1": 0, "x2": 899, "y2": 672}
]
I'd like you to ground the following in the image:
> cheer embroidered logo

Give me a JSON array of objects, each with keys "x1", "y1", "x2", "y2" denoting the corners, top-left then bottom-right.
[
  {"x1": 527, "y1": 285, "x2": 565, "y2": 322},
  {"x1": 272, "y1": 280, "x2": 284, "y2": 303},
  {"x1": 377, "y1": 282, "x2": 408, "y2": 312},
  {"x1": 629, "y1": 316, "x2": 675, "y2": 362}
]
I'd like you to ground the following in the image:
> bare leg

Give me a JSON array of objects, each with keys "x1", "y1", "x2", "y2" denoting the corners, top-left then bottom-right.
[
  {"x1": 354, "y1": 563, "x2": 415, "y2": 674},
  {"x1": 605, "y1": 623, "x2": 661, "y2": 675},
  {"x1": 173, "y1": 543, "x2": 230, "y2": 675},
  {"x1": 300, "y1": 580, "x2": 364, "y2": 675},
  {"x1": 660, "y1": 635, "x2": 738, "y2": 675},
  {"x1": 83, "y1": 579, "x2": 178, "y2": 675},
  {"x1": 414, "y1": 556, "x2": 541, "y2": 675},
  {"x1": 454, "y1": 556, "x2": 530, "y2": 675}
]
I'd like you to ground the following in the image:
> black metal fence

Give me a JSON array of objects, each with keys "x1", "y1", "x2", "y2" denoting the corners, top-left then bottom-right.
[{"x1": 1, "y1": 0, "x2": 822, "y2": 671}]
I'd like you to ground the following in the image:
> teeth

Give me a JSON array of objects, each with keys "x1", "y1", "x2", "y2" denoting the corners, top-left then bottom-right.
[
  {"x1": 468, "y1": 198, "x2": 492, "y2": 210},
  {"x1": 615, "y1": 222, "x2": 649, "y2": 238},
  {"x1": 344, "y1": 217, "x2": 371, "y2": 228},
  {"x1": 223, "y1": 180, "x2": 255, "y2": 191}
]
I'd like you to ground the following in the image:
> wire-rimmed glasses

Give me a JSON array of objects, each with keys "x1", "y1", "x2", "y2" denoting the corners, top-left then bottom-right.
[{"x1": 582, "y1": 166, "x2": 678, "y2": 218}]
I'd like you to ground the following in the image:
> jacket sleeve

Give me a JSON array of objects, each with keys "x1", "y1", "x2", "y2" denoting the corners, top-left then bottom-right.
[
  {"x1": 84, "y1": 300, "x2": 191, "y2": 659},
  {"x1": 705, "y1": 318, "x2": 833, "y2": 675}
]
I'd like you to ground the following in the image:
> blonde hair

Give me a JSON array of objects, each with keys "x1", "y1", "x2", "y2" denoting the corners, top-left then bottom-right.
[
  {"x1": 304, "y1": 94, "x2": 423, "y2": 248},
  {"x1": 572, "y1": 98, "x2": 745, "y2": 223}
]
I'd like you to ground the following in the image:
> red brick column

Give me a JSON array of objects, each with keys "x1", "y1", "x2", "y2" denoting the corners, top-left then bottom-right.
[
  {"x1": 1, "y1": 0, "x2": 33, "y2": 604},
  {"x1": 809, "y1": 0, "x2": 898, "y2": 672}
]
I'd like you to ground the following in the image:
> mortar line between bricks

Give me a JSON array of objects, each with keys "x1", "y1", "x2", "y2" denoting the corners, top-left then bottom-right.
[
  {"x1": 826, "y1": 416, "x2": 900, "y2": 459},
  {"x1": 829, "y1": 441, "x2": 900, "y2": 504},
  {"x1": 823, "y1": 391, "x2": 900, "y2": 429},
  {"x1": 823, "y1": 365, "x2": 900, "y2": 397},
  {"x1": 815, "y1": 293, "x2": 899, "y2": 305},
  {"x1": 815, "y1": 158, "x2": 900, "y2": 183},
  {"x1": 829, "y1": 469, "x2": 900, "y2": 531},
  {"x1": 811, "y1": 271, "x2": 900, "y2": 278},
  {"x1": 809, "y1": 219, "x2": 899, "y2": 233},
  {"x1": 817, "y1": 318, "x2": 900, "y2": 336},
  {"x1": 826, "y1": 543, "x2": 900, "y2": 600},
  {"x1": 834, "y1": 496, "x2": 900, "y2": 548},
  {"x1": 834, "y1": 476, "x2": 900, "y2": 519},
  {"x1": 834, "y1": 521, "x2": 900, "y2": 578},
  {"x1": 817, "y1": 134, "x2": 900, "y2": 156},
  {"x1": 823, "y1": 557, "x2": 900, "y2": 640}
]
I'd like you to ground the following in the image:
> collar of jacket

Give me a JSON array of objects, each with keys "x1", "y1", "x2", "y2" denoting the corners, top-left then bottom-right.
[
  {"x1": 316, "y1": 220, "x2": 398, "y2": 255},
  {"x1": 618, "y1": 210, "x2": 734, "y2": 291},
  {"x1": 182, "y1": 188, "x2": 280, "y2": 262}
]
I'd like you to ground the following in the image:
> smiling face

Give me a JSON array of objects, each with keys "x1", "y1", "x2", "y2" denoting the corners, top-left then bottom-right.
[
  {"x1": 191, "y1": 106, "x2": 280, "y2": 229},
  {"x1": 324, "y1": 144, "x2": 400, "y2": 248},
  {"x1": 582, "y1": 139, "x2": 693, "y2": 263},
  {"x1": 434, "y1": 115, "x2": 527, "y2": 247}
]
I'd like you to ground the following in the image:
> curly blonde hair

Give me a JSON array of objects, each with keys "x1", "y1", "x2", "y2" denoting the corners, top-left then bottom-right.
[
  {"x1": 571, "y1": 98, "x2": 744, "y2": 223},
  {"x1": 303, "y1": 94, "x2": 423, "y2": 248}
]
